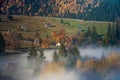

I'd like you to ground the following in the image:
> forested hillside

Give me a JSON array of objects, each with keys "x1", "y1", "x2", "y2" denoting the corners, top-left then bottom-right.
[{"x1": 0, "y1": 0, "x2": 120, "y2": 21}]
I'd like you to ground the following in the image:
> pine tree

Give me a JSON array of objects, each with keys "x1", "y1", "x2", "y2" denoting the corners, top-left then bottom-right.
[
  {"x1": 107, "y1": 23, "x2": 112, "y2": 45},
  {"x1": 53, "y1": 50, "x2": 59, "y2": 62},
  {"x1": 111, "y1": 23, "x2": 116, "y2": 44},
  {"x1": 66, "y1": 46, "x2": 81, "y2": 70},
  {"x1": 38, "y1": 49, "x2": 45, "y2": 62},
  {"x1": 91, "y1": 26, "x2": 98, "y2": 44},
  {"x1": 86, "y1": 27, "x2": 91, "y2": 38},
  {"x1": 115, "y1": 19, "x2": 120, "y2": 41},
  {"x1": 0, "y1": 32, "x2": 5, "y2": 52},
  {"x1": 86, "y1": 27, "x2": 92, "y2": 44},
  {"x1": 28, "y1": 43, "x2": 37, "y2": 58},
  {"x1": 59, "y1": 43, "x2": 67, "y2": 57},
  {"x1": 107, "y1": 23, "x2": 112, "y2": 40}
]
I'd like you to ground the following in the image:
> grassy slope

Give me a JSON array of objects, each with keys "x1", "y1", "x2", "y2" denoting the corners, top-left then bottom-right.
[
  {"x1": 0, "y1": 15, "x2": 78, "y2": 38},
  {"x1": 53, "y1": 18, "x2": 113, "y2": 35}
]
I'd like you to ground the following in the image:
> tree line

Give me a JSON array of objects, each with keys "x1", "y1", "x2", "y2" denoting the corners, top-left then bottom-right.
[
  {"x1": 0, "y1": 0, "x2": 120, "y2": 21},
  {"x1": 74, "y1": 18, "x2": 120, "y2": 47}
]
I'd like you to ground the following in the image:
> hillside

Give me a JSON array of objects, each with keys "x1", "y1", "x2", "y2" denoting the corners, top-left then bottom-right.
[
  {"x1": 0, "y1": 15, "x2": 78, "y2": 48},
  {"x1": 1, "y1": 15, "x2": 120, "y2": 50},
  {"x1": 0, "y1": 15, "x2": 79, "y2": 37},
  {"x1": 0, "y1": 0, "x2": 120, "y2": 21},
  {"x1": 53, "y1": 18, "x2": 111, "y2": 35},
  {"x1": 0, "y1": 15, "x2": 110, "y2": 37}
]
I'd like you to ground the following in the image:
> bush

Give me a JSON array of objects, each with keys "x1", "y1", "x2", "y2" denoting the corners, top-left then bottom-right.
[
  {"x1": 0, "y1": 32, "x2": 5, "y2": 52},
  {"x1": 7, "y1": 15, "x2": 14, "y2": 21}
]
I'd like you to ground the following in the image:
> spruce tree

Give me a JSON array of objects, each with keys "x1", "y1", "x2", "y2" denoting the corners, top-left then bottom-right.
[
  {"x1": 111, "y1": 23, "x2": 116, "y2": 44},
  {"x1": 59, "y1": 43, "x2": 67, "y2": 57},
  {"x1": 115, "y1": 20, "x2": 120, "y2": 41},
  {"x1": 38, "y1": 49, "x2": 45, "y2": 62},
  {"x1": 86, "y1": 27, "x2": 92, "y2": 44},
  {"x1": 107, "y1": 23, "x2": 112, "y2": 45},
  {"x1": 107, "y1": 23, "x2": 112, "y2": 40},
  {"x1": 91, "y1": 26, "x2": 98, "y2": 44},
  {"x1": 53, "y1": 50, "x2": 59, "y2": 62},
  {"x1": 86, "y1": 27, "x2": 91, "y2": 38},
  {"x1": 0, "y1": 32, "x2": 5, "y2": 52},
  {"x1": 28, "y1": 43, "x2": 37, "y2": 58},
  {"x1": 66, "y1": 46, "x2": 81, "y2": 69}
]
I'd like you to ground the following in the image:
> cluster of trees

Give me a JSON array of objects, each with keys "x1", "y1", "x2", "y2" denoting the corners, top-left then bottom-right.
[
  {"x1": 28, "y1": 41, "x2": 81, "y2": 70},
  {"x1": 51, "y1": 29, "x2": 69, "y2": 43},
  {"x1": 74, "y1": 26, "x2": 101, "y2": 46},
  {"x1": 0, "y1": 0, "x2": 55, "y2": 16},
  {"x1": 28, "y1": 43, "x2": 45, "y2": 62},
  {"x1": 85, "y1": 0, "x2": 120, "y2": 21},
  {"x1": 107, "y1": 21, "x2": 120, "y2": 45},
  {"x1": 79, "y1": 52, "x2": 120, "y2": 76},
  {"x1": 33, "y1": 29, "x2": 72, "y2": 49},
  {"x1": 53, "y1": 43, "x2": 81, "y2": 69},
  {"x1": 0, "y1": 0, "x2": 120, "y2": 21},
  {"x1": 28, "y1": 40, "x2": 120, "y2": 76},
  {"x1": 74, "y1": 19, "x2": 120, "y2": 47}
]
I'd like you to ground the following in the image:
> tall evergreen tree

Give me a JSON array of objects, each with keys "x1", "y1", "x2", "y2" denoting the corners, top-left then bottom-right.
[
  {"x1": 28, "y1": 43, "x2": 37, "y2": 58},
  {"x1": 86, "y1": 27, "x2": 92, "y2": 44},
  {"x1": 107, "y1": 23, "x2": 112, "y2": 40},
  {"x1": 107, "y1": 23, "x2": 113, "y2": 45},
  {"x1": 0, "y1": 32, "x2": 5, "y2": 52},
  {"x1": 38, "y1": 49, "x2": 45, "y2": 63},
  {"x1": 91, "y1": 26, "x2": 98, "y2": 44},
  {"x1": 53, "y1": 50, "x2": 59, "y2": 62},
  {"x1": 111, "y1": 23, "x2": 116, "y2": 44},
  {"x1": 86, "y1": 27, "x2": 91, "y2": 38},
  {"x1": 59, "y1": 43, "x2": 67, "y2": 57},
  {"x1": 66, "y1": 46, "x2": 80, "y2": 69},
  {"x1": 115, "y1": 19, "x2": 120, "y2": 41}
]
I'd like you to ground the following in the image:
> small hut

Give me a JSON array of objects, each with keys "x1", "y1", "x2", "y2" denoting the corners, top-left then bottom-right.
[
  {"x1": 20, "y1": 25, "x2": 27, "y2": 31},
  {"x1": 44, "y1": 23, "x2": 51, "y2": 28}
]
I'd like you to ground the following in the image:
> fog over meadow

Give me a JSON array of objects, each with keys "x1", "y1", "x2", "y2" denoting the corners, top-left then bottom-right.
[{"x1": 0, "y1": 47, "x2": 120, "y2": 80}]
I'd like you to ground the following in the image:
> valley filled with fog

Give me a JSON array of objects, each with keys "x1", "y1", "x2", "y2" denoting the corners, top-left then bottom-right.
[{"x1": 0, "y1": 47, "x2": 120, "y2": 80}]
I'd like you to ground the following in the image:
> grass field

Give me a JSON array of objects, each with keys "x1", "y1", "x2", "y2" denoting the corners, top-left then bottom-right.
[
  {"x1": 52, "y1": 18, "x2": 114, "y2": 35},
  {"x1": 0, "y1": 15, "x2": 78, "y2": 38},
  {"x1": 0, "y1": 15, "x2": 112, "y2": 37}
]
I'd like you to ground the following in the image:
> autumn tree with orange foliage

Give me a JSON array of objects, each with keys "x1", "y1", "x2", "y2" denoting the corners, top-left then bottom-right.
[
  {"x1": 41, "y1": 36, "x2": 50, "y2": 48},
  {"x1": 51, "y1": 29, "x2": 66, "y2": 44}
]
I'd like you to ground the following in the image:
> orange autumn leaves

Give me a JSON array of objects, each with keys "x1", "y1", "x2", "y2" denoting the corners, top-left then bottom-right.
[{"x1": 41, "y1": 29, "x2": 72, "y2": 48}]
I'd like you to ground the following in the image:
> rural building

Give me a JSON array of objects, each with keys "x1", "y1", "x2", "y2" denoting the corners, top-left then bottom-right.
[
  {"x1": 20, "y1": 25, "x2": 27, "y2": 31},
  {"x1": 44, "y1": 23, "x2": 51, "y2": 28}
]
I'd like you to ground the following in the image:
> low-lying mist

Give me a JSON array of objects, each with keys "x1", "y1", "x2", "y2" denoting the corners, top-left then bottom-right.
[{"x1": 0, "y1": 47, "x2": 120, "y2": 80}]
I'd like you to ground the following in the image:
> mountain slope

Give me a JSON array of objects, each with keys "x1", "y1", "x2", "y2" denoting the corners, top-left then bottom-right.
[
  {"x1": 86, "y1": 0, "x2": 120, "y2": 21},
  {"x1": 0, "y1": 0, "x2": 120, "y2": 21}
]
